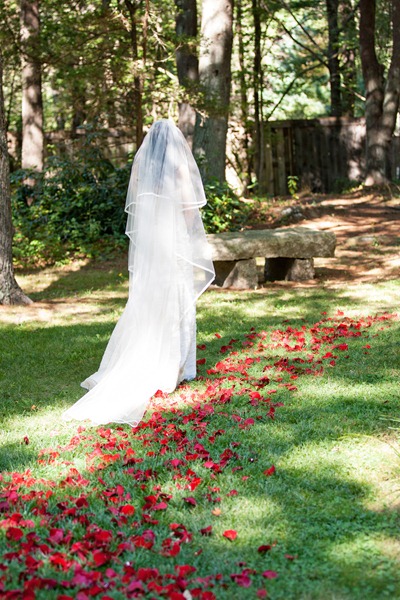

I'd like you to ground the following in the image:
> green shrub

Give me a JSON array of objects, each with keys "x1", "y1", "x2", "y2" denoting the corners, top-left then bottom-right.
[
  {"x1": 331, "y1": 178, "x2": 361, "y2": 193},
  {"x1": 11, "y1": 140, "x2": 131, "y2": 266},
  {"x1": 11, "y1": 141, "x2": 251, "y2": 266},
  {"x1": 287, "y1": 174, "x2": 299, "y2": 199},
  {"x1": 202, "y1": 180, "x2": 252, "y2": 233}
]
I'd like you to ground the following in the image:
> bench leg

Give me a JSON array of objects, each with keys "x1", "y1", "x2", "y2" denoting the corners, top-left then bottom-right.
[
  {"x1": 213, "y1": 259, "x2": 258, "y2": 289},
  {"x1": 264, "y1": 258, "x2": 315, "y2": 281}
]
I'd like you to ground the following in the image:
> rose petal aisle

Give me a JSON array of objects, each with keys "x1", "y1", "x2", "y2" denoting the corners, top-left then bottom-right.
[{"x1": 0, "y1": 309, "x2": 399, "y2": 599}]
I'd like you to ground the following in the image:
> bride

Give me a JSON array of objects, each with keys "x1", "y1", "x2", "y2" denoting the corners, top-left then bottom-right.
[{"x1": 63, "y1": 119, "x2": 215, "y2": 426}]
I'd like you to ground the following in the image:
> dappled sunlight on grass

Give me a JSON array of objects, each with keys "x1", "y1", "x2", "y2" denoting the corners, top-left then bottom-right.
[
  {"x1": 326, "y1": 535, "x2": 400, "y2": 594},
  {"x1": 331, "y1": 279, "x2": 400, "y2": 310},
  {"x1": 292, "y1": 377, "x2": 398, "y2": 407},
  {"x1": 0, "y1": 297, "x2": 126, "y2": 326},
  {"x1": 15, "y1": 257, "x2": 128, "y2": 298},
  {"x1": 200, "y1": 281, "x2": 400, "y2": 328},
  {"x1": 279, "y1": 436, "x2": 399, "y2": 507},
  {"x1": 1, "y1": 264, "x2": 399, "y2": 598}
]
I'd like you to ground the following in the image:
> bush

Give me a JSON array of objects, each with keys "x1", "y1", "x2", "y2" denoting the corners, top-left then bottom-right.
[
  {"x1": 11, "y1": 139, "x2": 131, "y2": 266},
  {"x1": 331, "y1": 178, "x2": 361, "y2": 193},
  {"x1": 202, "y1": 180, "x2": 252, "y2": 233},
  {"x1": 11, "y1": 141, "x2": 251, "y2": 266}
]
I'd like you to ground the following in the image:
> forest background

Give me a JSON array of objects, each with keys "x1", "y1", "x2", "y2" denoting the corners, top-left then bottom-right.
[
  {"x1": 0, "y1": 4, "x2": 399, "y2": 596},
  {"x1": 0, "y1": 0, "x2": 399, "y2": 293}
]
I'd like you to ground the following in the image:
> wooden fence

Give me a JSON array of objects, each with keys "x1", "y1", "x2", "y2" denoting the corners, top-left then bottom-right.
[
  {"x1": 46, "y1": 128, "x2": 135, "y2": 164},
  {"x1": 7, "y1": 127, "x2": 135, "y2": 169},
  {"x1": 8, "y1": 117, "x2": 400, "y2": 195},
  {"x1": 257, "y1": 116, "x2": 400, "y2": 195}
]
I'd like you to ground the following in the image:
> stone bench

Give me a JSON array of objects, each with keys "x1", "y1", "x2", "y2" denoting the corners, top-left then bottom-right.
[{"x1": 207, "y1": 227, "x2": 336, "y2": 288}]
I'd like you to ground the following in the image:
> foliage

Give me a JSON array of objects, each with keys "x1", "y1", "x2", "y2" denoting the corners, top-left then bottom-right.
[
  {"x1": 2, "y1": 0, "x2": 397, "y2": 194},
  {"x1": 287, "y1": 175, "x2": 299, "y2": 199},
  {"x1": 11, "y1": 136, "x2": 131, "y2": 266},
  {"x1": 11, "y1": 144, "x2": 257, "y2": 265},
  {"x1": 1, "y1": 0, "x2": 179, "y2": 132},
  {"x1": 331, "y1": 177, "x2": 362, "y2": 193},
  {"x1": 2, "y1": 0, "x2": 386, "y2": 154},
  {"x1": 0, "y1": 267, "x2": 399, "y2": 598},
  {"x1": 202, "y1": 180, "x2": 253, "y2": 233},
  {"x1": 11, "y1": 155, "x2": 256, "y2": 266}
]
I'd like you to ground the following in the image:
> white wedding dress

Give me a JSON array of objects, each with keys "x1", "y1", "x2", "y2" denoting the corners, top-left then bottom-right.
[{"x1": 63, "y1": 120, "x2": 215, "y2": 426}]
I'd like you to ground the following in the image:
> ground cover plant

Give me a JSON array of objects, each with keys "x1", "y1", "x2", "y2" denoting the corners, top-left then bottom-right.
[
  {"x1": 0, "y1": 264, "x2": 399, "y2": 599},
  {"x1": 11, "y1": 146, "x2": 253, "y2": 269}
]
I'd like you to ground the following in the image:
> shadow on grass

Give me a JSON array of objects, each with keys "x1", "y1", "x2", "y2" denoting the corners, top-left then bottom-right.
[
  {"x1": 255, "y1": 468, "x2": 400, "y2": 598},
  {"x1": 0, "y1": 402, "x2": 398, "y2": 599},
  {"x1": 1, "y1": 288, "x2": 398, "y2": 423},
  {"x1": 0, "y1": 305, "x2": 399, "y2": 596},
  {"x1": 0, "y1": 321, "x2": 113, "y2": 421},
  {"x1": 24, "y1": 255, "x2": 129, "y2": 302},
  {"x1": 3, "y1": 251, "x2": 399, "y2": 596},
  {"x1": 0, "y1": 442, "x2": 39, "y2": 472}
]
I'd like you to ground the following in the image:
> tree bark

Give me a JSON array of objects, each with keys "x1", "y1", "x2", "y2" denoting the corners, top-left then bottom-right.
[
  {"x1": 125, "y1": 0, "x2": 144, "y2": 149},
  {"x1": 360, "y1": 0, "x2": 400, "y2": 184},
  {"x1": 0, "y1": 52, "x2": 32, "y2": 305},
  {"x1": 236, "y1": 0, "x2": 252, "y2": 192},
  {"x1": 20, "y1": 0, "x2": 44, "y2": 171},
  {"x1": 340, "y1": 0, "x2": 357, "y2": 116},
  {"x1": 326, "y1": 0, "x2": 342, "y2": 116},
  {"x1": 71, "y1": 73, "x2": 86, "y2": 132},
  {"x1": 193, "y1": 0, "x2": 234, "y2": 183},
  {"x1": 175, "y1": 0, "x2": 198, "y2": 147},
  {"x1": 252, "y1": 0, "x2": 264, "y2": 188}
]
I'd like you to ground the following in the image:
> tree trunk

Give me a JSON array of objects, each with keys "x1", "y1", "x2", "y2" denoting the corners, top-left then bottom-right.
[
  {"x1": 236, "y1": 0, "x2": 252, "y2": 192},
  {"x1": 193, "y1": 0, "x2": 234, "y2": 183},
  {"x1": 0, "y1": 52, "x2": 32, "y2": 305},
  {"x1": 252, "y1": 0, "x2": 263, "y2": 188},
  {"x1": 340, "y1": 0, "x2": 357, "y2": 116},
  {"x1": 20, "y1": 0, "x2": 44, "y2": 172},
  {"x1": 360, "y1": 0, "x2": 400, "y2": 185},
  {"x1": 125, "y1": 0, "x2": 144, "y2": 149},
  {"x1": 175, "y1": 0, "x2": 198, "y2": 147},
  {"x1": 71, "y1": 73, "x2": 86, "y2": 132},
  {"x1": 326, "y1": 0, "x2": 342, "y2": 116}
]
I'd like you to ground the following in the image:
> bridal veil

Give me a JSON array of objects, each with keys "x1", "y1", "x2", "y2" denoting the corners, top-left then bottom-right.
[{"x1": 63, "y1": 119, "x2": 215, "y2": 426}]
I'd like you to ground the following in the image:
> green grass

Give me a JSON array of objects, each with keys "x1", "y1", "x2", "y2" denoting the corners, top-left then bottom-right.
[{"x1": 0, "y1": 262, "x2": 399, "y2": 599}]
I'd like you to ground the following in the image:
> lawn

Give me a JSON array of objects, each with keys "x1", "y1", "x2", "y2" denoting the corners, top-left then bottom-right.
[{"x1": 0, "y1": 261, "x2": 399, "y2": 599}]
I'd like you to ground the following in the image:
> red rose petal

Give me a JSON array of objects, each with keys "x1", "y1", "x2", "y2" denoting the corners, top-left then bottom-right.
[
  {"x1": 223, "y1": 529, "x2": 237, "y2": 541},
  {"x1": 262, "y1": 570, "x2": 278, "y2": 579},
  {"x1": 263, "y1": 465, "x2": 276, "y2": 477},
  {"x1": 183, "y1": 496, "x2": 197, "y2": 506}
]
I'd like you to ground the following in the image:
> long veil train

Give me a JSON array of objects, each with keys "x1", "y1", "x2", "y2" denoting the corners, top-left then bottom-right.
[{"x1": 63, "y1": 119, "x2": 215, "y2": 426}]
